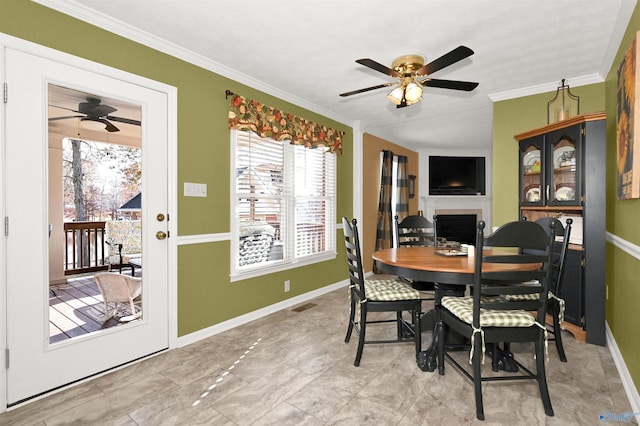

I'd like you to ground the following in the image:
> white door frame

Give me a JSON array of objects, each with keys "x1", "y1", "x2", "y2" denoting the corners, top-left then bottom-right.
[{"x1": 0, "y1": 32, "x2": 178, "y2": 411}]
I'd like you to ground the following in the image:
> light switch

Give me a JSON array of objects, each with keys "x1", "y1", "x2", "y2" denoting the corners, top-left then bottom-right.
[{"x1": 184, "y1": 182, "x2": 207, "y2": 197}]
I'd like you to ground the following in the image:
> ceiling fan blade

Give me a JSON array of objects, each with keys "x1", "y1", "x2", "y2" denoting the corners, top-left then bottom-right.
[
  {"x1": 103, "y1": 119, "x2": 120, "y2": 133},
  {"x1": 340, "y1": 83, "x2": 395, "y2": 97},
  {"x1": 48, "y1": 115, "x2": 83, "y2": 121},
  {"x1": 108, "y1": 115, "x2": 142, "y2": 126},
  {"x1": 421, "y1": 78, "x2": 479, "y2": 91},
  {"x1": 355, "y1": 58, "x2": 401, "y2": 78},
  {"x1": 49, "y1": 104, "x2": 81, "y2": 114},
  {"x1": 416, "y1": 46, "x2": 474, "y2": 76},
  {"x1": 81, "y1": 117, "x2": 120, "y2": 132}
]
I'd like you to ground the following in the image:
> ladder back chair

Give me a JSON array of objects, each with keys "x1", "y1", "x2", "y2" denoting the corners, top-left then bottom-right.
[
  {"x1": 394, "y1": 214, "x2": 436, "y2": 295},
  {"x1": 516, "y1": 216, "x2": 573, "y2": 362},
  {"x1": 436, "y1": 220, "x2": 556, "y2": 421},
  {"x1": 342, "y1": 217, "x2": 422, "y2": 366}
]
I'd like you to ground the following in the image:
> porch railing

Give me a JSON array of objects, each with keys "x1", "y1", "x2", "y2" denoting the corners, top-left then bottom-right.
[{"x1": 64, "y1": 221, "x2": 109, "y2": 275}]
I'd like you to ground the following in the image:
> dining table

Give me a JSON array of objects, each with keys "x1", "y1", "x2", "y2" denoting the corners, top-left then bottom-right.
[{"x1": 372, "y1": 245, "x2": 537, "y2": 372}]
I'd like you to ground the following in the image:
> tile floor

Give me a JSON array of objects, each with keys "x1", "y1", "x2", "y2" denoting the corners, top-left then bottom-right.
[{"x1": 1, "y1": 285, "x2": 636, "y2": 425}]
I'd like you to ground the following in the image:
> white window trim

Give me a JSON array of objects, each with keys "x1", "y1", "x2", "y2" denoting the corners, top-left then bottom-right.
[{"x1": 229, "y1": 130, "x2": 337, "y2": 281}]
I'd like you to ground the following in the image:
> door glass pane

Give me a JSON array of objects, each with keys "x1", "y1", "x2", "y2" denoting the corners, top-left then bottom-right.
[{"x1": 48, "y1": 84, "x2": 142, "y2": 343}]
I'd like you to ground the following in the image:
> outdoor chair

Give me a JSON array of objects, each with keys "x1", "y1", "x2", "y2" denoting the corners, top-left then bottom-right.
[
  {"x1": 342, "y1": 217, "x2": 422, "y2": 366},
  {"x1": 106, "y1": 241, "x2": 139, "y2": 276},
  {"x1": 436, "y1": 220, "x2": 556, "y2": 421},
  {"x1": 94, "y1": 272, "x2": 142, "y2": 322}
]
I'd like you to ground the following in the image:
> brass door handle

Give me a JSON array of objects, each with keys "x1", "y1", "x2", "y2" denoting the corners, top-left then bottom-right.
[{"x1": 156, "y1": 231, "x2": 167, "y2": 240}]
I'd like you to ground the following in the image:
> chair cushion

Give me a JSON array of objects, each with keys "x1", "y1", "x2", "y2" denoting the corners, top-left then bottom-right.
[
  {"x1": 505, "y1": 291, "x2": 565, "y2": 324},
  {"x1": 365, "y1": 279, "x2": 420, "y2": 301},
  {"x1": 441, "y1": 296, "x2": 535, "y2": 327}
]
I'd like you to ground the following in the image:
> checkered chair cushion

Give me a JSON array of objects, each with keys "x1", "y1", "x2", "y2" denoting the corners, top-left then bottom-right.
[
  {"x1": 441, "y1": 296, "x2": 536, "y2": 327},
  {"x1": 364, "y1": 279, "x2": 421, "y2": 301},
  {"x1": 505, "y1": 291, "x2": 565, "y2": 324}
]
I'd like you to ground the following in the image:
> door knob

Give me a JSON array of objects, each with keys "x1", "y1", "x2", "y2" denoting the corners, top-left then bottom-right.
[
  {"x1": 156, "y1": 231, "x2": 167, "y2": 240},
  {"x1": 156, "y1": 213, "x2": 165, "y2": 222}
]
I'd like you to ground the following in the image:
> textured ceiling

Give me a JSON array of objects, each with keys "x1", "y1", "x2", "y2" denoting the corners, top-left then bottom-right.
[{"x1": 36, "y1": 0, "x2": 636, "y2": 151}]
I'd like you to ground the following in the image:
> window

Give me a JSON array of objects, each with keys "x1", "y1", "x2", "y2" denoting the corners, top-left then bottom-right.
[{"x1": 231, "y1": 130, "x2": 336, "y2": 279}]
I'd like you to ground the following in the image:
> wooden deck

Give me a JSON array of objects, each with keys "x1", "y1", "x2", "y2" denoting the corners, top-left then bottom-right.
[{"x1": 49, "y1": 275, "x2": 139, "y2": 343}]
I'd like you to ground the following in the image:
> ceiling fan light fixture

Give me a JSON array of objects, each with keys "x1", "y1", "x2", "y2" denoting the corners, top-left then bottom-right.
[
  {"x1": 404, "y1": 82, "x2": 423, "y2": 104},
  {"x1": 387, "y1": 85, "x2": 405, "y2": 105},
  {"x1": 80, "y1": 117, "x2": 107, "y2": 131}
]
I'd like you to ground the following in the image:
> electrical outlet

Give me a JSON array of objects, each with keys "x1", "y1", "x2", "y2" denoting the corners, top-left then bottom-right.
[{"x1": 284, "y1": 280, "x2": 290, "y2": 292}]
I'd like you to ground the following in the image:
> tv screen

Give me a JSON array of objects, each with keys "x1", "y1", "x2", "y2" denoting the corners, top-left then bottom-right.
[{"x1": 429, "y1": 156, "x2": 486, "y2": 195}]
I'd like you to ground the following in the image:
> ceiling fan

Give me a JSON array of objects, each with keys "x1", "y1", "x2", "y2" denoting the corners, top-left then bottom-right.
[
  {"x1": 339, "y1": 45, "x2": 479, "y2": 108},
  {"x1": 48, "y1": 97, "x2": 141, "y2": 132}
]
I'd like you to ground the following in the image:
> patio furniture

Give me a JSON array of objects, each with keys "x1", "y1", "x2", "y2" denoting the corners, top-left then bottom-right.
[{"x1": 93, "y1": 272, "x2": 142, "y2": 322}]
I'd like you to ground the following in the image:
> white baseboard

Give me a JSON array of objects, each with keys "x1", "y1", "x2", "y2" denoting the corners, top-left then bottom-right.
[
  {"x1": 176, "y1": 279, "x2": 349, "y2": 348},
  {"x1": 606, "y1": 322, "x2": 640, "y2": 423}
]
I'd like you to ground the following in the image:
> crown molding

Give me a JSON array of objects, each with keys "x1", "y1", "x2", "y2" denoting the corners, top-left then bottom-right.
[
  {"x1": 488, "y1": 73, "x2": 604, "y2": 103},
  {"x1": 32, "y1": 0, "x2": 353, "y2": 127}
]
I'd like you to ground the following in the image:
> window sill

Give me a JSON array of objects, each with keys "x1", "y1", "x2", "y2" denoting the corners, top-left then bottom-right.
[{"x1": 230, "y1": 251, "x2": 337, "y2": 282}]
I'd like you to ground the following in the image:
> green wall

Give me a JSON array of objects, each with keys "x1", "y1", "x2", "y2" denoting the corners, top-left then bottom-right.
[
  {"x1": 493, "y1": 3, "x2": 640, "y2": 394},
  {"x1": 603, "y1": 1, "x2": 640, "y2": 392},
  {"x1": 0, "y1": 0, "x2": 353, "y2": 336}
]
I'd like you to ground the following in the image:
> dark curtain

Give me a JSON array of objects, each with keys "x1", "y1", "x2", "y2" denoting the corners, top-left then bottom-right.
[
  {"x1": 375, "y1": 151, "x2": 394, "y2": 274},
  {"x1": 396, "y1": 155, "x2": 409, "y2": 222}
]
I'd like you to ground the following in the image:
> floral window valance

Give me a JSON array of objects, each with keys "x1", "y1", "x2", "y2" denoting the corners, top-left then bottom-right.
[{"x1": 228, "y1": 94, "x2": 343, "y2": 154}]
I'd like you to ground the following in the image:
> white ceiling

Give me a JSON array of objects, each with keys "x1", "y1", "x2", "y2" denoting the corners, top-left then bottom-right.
[{"x1": 37, "y1": 0, "x2": 637, "y2": 151}]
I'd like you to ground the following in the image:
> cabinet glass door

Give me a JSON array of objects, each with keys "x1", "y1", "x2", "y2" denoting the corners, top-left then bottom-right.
[
  {"x1": 547, "y1": 125, "x2": 582, "y2": 206},
  {"x1": 520, "y1": 136, "x2": 544, "y2": 205}
]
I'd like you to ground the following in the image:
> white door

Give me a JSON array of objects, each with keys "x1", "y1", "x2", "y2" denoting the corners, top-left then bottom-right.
[{"x1": 4, "y1": 48, "x2": 170, "y2": 405}]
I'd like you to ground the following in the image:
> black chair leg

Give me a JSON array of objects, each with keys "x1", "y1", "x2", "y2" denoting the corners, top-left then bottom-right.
[
  {"x1": 413, "y1": 305, "x2": 422, "y2": 360},
  {"x1": 535, "y1": 337, "x2": 554, "y2": 416},
  {"x1": 354, "y1": 305, "x2": 367, "y2": 366},
  {"x1": 396, "y1": 311, "x2": 404, "y2": 339},
  {"x1": 473, "y1": 332, "x2": 485, "y2": 421},
  {"x1": 345, "y1": 297, "x2": 355, "y2": 343},
  {"x1": 551, "y1": 304, "x2": 568, "y2": 362},
  {"x1": 436, "y1": 321, "x2": 445, "y2": 375}
]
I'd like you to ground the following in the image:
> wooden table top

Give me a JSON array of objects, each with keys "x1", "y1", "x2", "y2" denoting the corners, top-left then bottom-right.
[
  {"x1": 372, "y1": 246, "x2": 536, "y2": 284},
  {"x1": 373, "y1": 246, "x2": 476, "y2": 274}
]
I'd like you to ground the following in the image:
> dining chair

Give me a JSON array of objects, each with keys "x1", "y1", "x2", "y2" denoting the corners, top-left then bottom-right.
[
  {"x1": 436, "y1": 220, "x2": 556, "y2": 421},
  {"x1": 394, "y1": 214, "x2": 436, "y2": 294},
  {"x1": 394, "y1": 213, "x2": 435, "y2": 247},
  {"x1": 542, "y1": 217, "x2": 572, "y2": 362},
  {"x1": 94, "y1": 272, "x2": 142, "y2": 322},
  {"x1": 342, "y1": 217, "x2": 422, "y2": 366},
  {"x1": 515, "y1": 217, "x2": 573, "y2": 362}
]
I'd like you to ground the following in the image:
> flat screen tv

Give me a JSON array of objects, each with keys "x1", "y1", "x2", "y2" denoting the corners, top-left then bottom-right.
[{"x1": 429, "y1": 156, "x2": 486, "y2": 195}]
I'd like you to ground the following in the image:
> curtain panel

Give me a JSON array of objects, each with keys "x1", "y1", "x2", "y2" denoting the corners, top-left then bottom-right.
[
  {"x1": 228, "y1": 94, "x2": 343, "y2": 154},
  {"x1": 375, "y1": 150, "x2": 394, "y2": 260},
  {"x1": 396, "y1": 155, "x2": 409, "y2": 220}
]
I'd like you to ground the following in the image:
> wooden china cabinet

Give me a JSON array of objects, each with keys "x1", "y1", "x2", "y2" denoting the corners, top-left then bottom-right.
[{"x1": 515, "y1": 112, "x2": 606, "y2": 346}]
